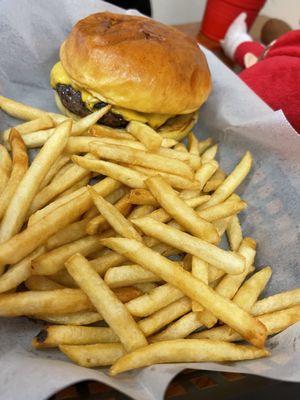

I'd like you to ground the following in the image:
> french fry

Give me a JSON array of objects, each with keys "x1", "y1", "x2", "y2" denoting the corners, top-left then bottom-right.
[
  {"x1": 233, "y1": 267, "x2": 272, "y2": 311},
  {"x1": 159, "y1": 112, "x2": 198, "y2": 140},
  {"x1": 0, "y1": 120, "x2": 72, "y2": 243},
  {"x1": 65, "y1": 254, "x2": 147, "y2": 352},
  {"x1": 132, "y1": 218, "x2": 245, "y2": 274},
  {"x1": 188, "y1": 132, "x2": 199, "y2": 156},
  {"x1": 150, "y1": 311, "x2": 203, "y2": 342},
  {"x1": 104, "y1": 264, "x2": 160, "y2": 287},
  {"x1": 90, "y1": 125, "x2": 134, "y2": 140},
  {"x1": 126, "y1": 283, "x2": 185, "y2": 317},
  {"x1": 0, "y1": 95, "x2": 54, "y2": 121},
  {"x1": 0, "y1": 144, "x2": 12, "y2": 192},
  {"x1": 227, "y1": 215, "x2": 243, "y2": 251},
  {"x1": 129, "y1": 165, "x2": 201, "y2": 190},
  {"x1": 33, "y1": 311, "x2": 103, "y2": 326},
  {"x1": 110, "y1": 339, "x2": 269, "y2": 375},
  {"x1": 134, "y1": 282, "x2": 158, "y2": 293},
  {"x1": 101, "y1": 238, "x2": 266, "y2": 347},
  {"x1": 55, "y1": 176, "x2": 90, "y2": 200},
  {"x1": 86, "y1": 194, "x2": 132, "y2": 235},
  {"x1": 198, "y1": 198, "x2": 247, "y2": 222},
  {"x1": 213, "y1": 216, "x2": 232, "y2": 237},
  {"x1": 190, "y1": 306, "x2": 300, "y2": 342},
  {"x1": 201, "y1": 144, "x2": 218, "y2": 162},
  {"x1": 0, "y1": 289, "x2": 93, "y2": 316},
  {"x1": 2, "y1": 115, "x2": 54, "y2": 142},
  {"x1": 216, "y1": 237, "x2": 256, "y2": 299},
  {"x1": 39, "y1": 155, "x2": 70, "y2": 190},
  {"x1": 146, "y1": 177, "x2": 219, "y2": 243},
  {"x1": 46, "y1": 217, "x2": 96, "y2": 250},
  {"x1": 195, "y1": 160, "x2": 218, "y2": 190},
  {"x1": 0, "y1": 130, "x2": 28, "y2": 221},
  {"x1": 60, "y1": 343, "x2": 125, "y2": 367},
  {"x1": 33, "y1": 325, "x2": 119, "y2": 348},
  {"x1": 89, "y1": 142, "x2": 194, "y2": 179},
  {"x1": 32, "y1": 233, "x2": 108, "y2": 275},
  {"x1": 128, "y1": 189, "x2": 158, "y2": 206},
  {"x1": 127, "y1": 121, "x2": 162, "y2": 151},
  {"x1": 0, "y1": 247, "x2": 44, "y2": 293},
  {"x1": 29, "y1": 153, "x2": 96, "y2": 214},
  {"x1": 21, "y1": 108, "x2": 111, "y2": 147},
  {"x1": 128, "y1": 205, "x2": 155, "y2": 219},
  {"x1": 73, "y1": 156, "x2": 147, "y2": 189},
  {"x1": 198, "y1": 138, "x2": 213, "y2": 155},
  {"x1": 88, "y1": 187, "x2": 141, "y2": 241},
  {"x1": 203, "y1": 168, "x2": 226, "y2": 192},
  {"x1": 251, "y1": 288, "x2": 300, "y2": 316},
  {"x1": 191, "y1": 257, "x2": 208, "y2": 312},
  {"x1": 50, "y1": 269, "x2": 77, "y2": 288},
  {"x1": 89, "y1": 250, "x2": 127, "y2": 276},
  {"x1": 174, "y1": 143, "x2": 188, "y2": 152},
  {"x1": 138, "y1": 297, "x2": 191, "y2": 337},
  {"x1": 0, "y1": 178, "x2": 120, "y2": 266},
  {"x1": 25, "y1": 276, "x2": 65, "y2": 291},
  {"x1": 200, "y1": 152, "x2": 253, "y2": 209}
]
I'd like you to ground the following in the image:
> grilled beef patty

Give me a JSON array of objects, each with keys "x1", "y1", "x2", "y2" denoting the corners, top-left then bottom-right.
[{"x1": 56, "y1": 84, "x2": 128, "y2": 128}]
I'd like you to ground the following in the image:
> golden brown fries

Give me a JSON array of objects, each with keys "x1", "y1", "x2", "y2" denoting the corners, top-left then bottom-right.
[
  {"x1": 201, "y1": 152, "x2": 252, "y2": 209},
  {"x1": 190, "y1": 306, "x2": 300, "y2": 342},
  {"x1": 60, "y1": 343, "x2": 126, "y2": 368},
  {"x1": 88, "y1": 187, "x2": 142, "y2": 241},
  {"x1": 127, "y1": 121, "x2": 162, "y2": 150},
  {"x1": 145, "y1": 176, "x2": 219, "y2": 243},
  {"x1": 2, "y1": 115, "x2": 54, "y2": 142},
  {"x1": 132, "y1": 218, "x2": 245, "y2": 274},
  {"x1": 0, "y1": 130, "x2": 28, "y2": 221},
  {"x1": 65, "y1": 253, "x2": 147, "y2": 352},
  {"x1": 0, "y1": 120, "x2": 72, "y2": 243},
  {"x1": 25, "y1": 275, "x2": 65, "y2": 291},
  {"x1": 110, "y1": 339, "x2": 269, "y2": 375},
  {"x1": 33, "y1": 325, "x2": 119, "y2": 348},
  {"x1": 0, "y1": 97, "x2": 297, "y2": 376},
  {"x1": 101, "y1": 237, "x2": 267, "y2": 348},
  {"x1": 0, "y1": 178, "x2": 120, "y2": 266},
  {"x1": 89, "y1": 142, "x2": 194, "y2": 179},
  {"x1": 0, "y1": 144, "x2": 12, "y2": 192}
]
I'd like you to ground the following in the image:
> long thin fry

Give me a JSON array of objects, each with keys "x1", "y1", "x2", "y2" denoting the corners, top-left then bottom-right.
[
  {"x1": 88, "y1": 187, "x2": 141, "y2": 241},
  {"x1": 33, "y1": 325, "x2": 119, "y2": 348},
  {"x1": 146, "y1": 176, "x2": 219, "y2": 244},
  {"x1": 0, "y1": 130, "x2": 28, "y2": 220},
  {"x1": 2, "y1": 115, "x2": 54, "y2": 142},
  {"x1": 65, "y1": 254, "x2": 147, "y2": 352},
  {"x1": 133, "y1": 218, "x2": 245, "y2": 274},
  {"x1": 29, "y1": 153, "x2": 96, "y2": 213},
  {"x1": 0, "y1": 145, "x2": 12, "y2": 192},
  {"x1": 200, "y1": 152, "x2": 253, "y2": 209},
  {"x1": 101, "y1": 238, "x2": 267, "y2": 347},
  {"x1": 0, "y1": 120, "x2": 72, "y2": 243},
  {"x1": 60, "y1": 343, "x2": 125, "y2": 367},
  {"x1": 0, "y1": 178, "x2": 120, "y2": 266},
  {"x1": 89, "y1": 142, "x2": 194, "y2": 179},
  {"x1": 110, "y1": 339, "x2": 269, "y2": 375}
]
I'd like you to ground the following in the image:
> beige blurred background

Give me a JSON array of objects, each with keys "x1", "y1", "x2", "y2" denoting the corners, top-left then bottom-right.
[{"x1": 152, "y1": 0, "x2": 300, "y2": 30}]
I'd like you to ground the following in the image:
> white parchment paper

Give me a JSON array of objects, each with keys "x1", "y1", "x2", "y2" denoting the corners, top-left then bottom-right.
[{"x1": 0, "y1": 1, "x2": 299, "y2": 399}]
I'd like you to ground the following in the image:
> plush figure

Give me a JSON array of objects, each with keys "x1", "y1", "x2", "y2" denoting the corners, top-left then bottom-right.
[{"x1": 222, "y1": 13, "x2": 300, "y2": 133}]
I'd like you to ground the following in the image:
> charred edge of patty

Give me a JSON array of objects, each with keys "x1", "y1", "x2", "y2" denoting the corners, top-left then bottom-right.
[{"x1": 56, "y1": 84, "x2": 128, "y2": 128}]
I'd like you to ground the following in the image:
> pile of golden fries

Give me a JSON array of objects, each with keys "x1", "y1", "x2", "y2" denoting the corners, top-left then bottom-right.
[{"x1": 0, "y1": 95, "x2": 299, "y2": 376}]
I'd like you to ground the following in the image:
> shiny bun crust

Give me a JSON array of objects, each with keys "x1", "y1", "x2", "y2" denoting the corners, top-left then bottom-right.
[{"x1": 60, "y1": 12, "x2": 212, "y2": 115}]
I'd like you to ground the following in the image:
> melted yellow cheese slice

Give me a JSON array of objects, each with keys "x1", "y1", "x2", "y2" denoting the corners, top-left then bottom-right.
[{"x1": 50, "y1": 62, "x2": 172, "y2": 128}]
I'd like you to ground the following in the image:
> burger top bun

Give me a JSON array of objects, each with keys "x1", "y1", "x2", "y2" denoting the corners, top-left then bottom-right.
[{"x1": 60, "y1": 12, "x2": 212, "y2": 115}]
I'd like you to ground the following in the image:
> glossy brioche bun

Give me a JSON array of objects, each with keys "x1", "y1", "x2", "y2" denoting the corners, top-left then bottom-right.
[{"x1": 60, "y1": 12, "x2": 211, "y2": 115}]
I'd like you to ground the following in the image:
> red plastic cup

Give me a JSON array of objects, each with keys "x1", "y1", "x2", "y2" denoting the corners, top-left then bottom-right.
[{"x1": 201, "y1": 0, "x2": 266, "y2": 41}]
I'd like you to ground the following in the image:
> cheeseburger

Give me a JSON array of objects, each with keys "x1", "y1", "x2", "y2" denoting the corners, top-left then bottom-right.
[{"x1": 50, "y1": 12, "x2": 211, "y2": 136}]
